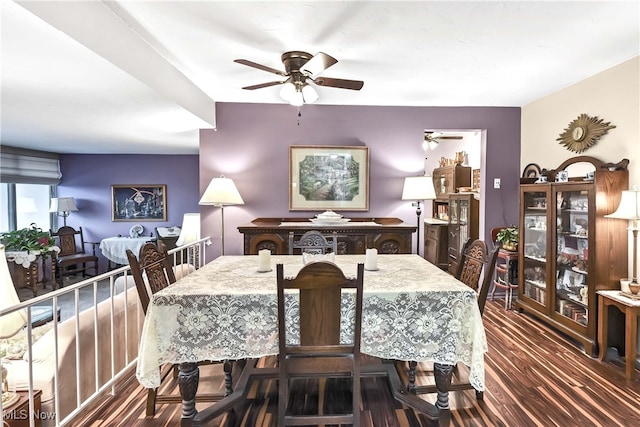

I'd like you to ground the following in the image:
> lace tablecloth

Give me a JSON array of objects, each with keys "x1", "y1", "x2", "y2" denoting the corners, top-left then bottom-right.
[
  {"x1": 99, "y1": 236, "x2": 153, "y2": 265},
  {"x1": 137, "y1": 254, "x2": 487, "y2": 391}
]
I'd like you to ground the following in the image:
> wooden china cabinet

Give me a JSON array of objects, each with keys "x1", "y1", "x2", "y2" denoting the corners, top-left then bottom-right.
[
  {"x1": 431, "y1": 164, "x2": 471, "y2": 220},
  {"x1": 515, "y1": 156, "x2": 628, "y2": 356}
]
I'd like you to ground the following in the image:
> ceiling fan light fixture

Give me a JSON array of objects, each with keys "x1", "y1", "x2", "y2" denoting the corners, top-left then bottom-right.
[
  {"x1": 290, "y1": 90, "x2": 304, "y2": 106},
  {"x1": 302, "y1": 84, "x2": 318, "y2": 103},
  {"x1": 279, "y1": 81, "x2": 296, "y2": 102}
]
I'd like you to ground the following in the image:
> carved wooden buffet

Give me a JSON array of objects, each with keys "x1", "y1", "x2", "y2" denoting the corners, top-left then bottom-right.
[{"x1": 238, "y1": 218, "x2": 416, "y2": 255}]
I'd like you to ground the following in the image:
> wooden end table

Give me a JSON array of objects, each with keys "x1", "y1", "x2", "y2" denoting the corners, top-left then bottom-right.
[
  {"x1": 598, "y1": 290, "x2": 640, "y2": 380},
  {"x1": 2, "y1": 389, "x2": 42, "y2": 427}
]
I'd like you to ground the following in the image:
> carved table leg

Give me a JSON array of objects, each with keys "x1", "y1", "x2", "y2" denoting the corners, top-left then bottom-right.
[
  {"x1": 407, "y1": 360, "x2": 417, "y2": 393},
  {"x1": 434, "y1": 362, "x2": 454, "y2": 410},
  {"x1": 178, "y1": 362, "x2": 199, "y2": 423}
]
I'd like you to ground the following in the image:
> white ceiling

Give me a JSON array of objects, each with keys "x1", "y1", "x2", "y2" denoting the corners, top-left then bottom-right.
[{"x1": 1, "y1": 1, "x2": 638, "y2": 155}]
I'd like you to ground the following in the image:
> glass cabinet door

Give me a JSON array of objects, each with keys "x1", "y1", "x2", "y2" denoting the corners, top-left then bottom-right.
[
  {"x1": 554, "y1": 189, "x2": 589, "y2": 326},
  {"x1": 521, "y1": 189, "x2": 548, "y2": 306},
  {"x1": 458, "y1": 198, "x2": 469, "y2": 247}
]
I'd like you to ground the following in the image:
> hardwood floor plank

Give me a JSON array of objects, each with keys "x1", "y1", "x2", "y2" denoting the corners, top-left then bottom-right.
[{"x1": 70, "y1": 300, "x2": 640, "y2": 426}]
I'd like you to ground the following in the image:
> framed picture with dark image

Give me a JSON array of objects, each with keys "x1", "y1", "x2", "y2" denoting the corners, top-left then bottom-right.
[{"x1": 111, "y1": 184, "x2": 167, "y2": 221}]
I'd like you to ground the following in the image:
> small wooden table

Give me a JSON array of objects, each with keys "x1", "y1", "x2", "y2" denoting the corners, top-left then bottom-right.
[
  {"x1": 2, "y1": 389, "x2": 42, "y2": 427},
  {"x1": 598, "y1": 290, "x2": 640, "y2": 380}
]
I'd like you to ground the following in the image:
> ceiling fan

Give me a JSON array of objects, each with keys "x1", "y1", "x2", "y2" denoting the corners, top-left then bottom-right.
[
  {"x1": 234, "y1": 51, "x2": 364, "y2": 106},
  {"x1": 424, "y1": 131, "x2": 463, "y2": 149}
]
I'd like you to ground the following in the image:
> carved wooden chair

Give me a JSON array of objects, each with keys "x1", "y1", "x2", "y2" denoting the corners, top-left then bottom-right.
[
  {"x1": 126, "y1": 242, "x2": 231, "y2": 416},
  {"x1": 50, "y1": 226, "x2": 98, "y2": 286},
  {"x1": 276, "y1": 261, "x2": 364, "y2": 426},
  {"x1": 407, "y1": 238, "x2": 499, "y2": 399},
  {"x1": 288, "y1": 230, "x2": 338, "y2": 254}
]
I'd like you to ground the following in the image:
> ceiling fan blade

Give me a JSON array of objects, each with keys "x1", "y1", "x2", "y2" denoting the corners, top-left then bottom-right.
[
  {"x1": 439, "y1": 136, "x2": 463, "y2": 140},
  {"x1": 234, "y1": 59, "x2": 286, "y2": 77},
  {"x1": 241, "y1": 80, "x2": 285, "y2": 90},
  {"x1": 314, "y1": 77, "x2": 364, "y2": 90},
  {"x1": 300, "y1": 52, "x2": 337, "y2": 76}
]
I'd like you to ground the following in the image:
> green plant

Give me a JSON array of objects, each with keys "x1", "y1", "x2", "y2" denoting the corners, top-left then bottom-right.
[
  {"x1": 0, "y1": 223, "x2": 57, "y2": 257},
  {"x1": 496, "y1": 226, "x2": 519, "y2": 249}
]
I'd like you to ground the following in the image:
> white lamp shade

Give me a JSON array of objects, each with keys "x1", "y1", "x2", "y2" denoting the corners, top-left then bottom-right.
[
  {"x1": 176, "y1": 213, "x2": 201, "y2": 246},
  {"x1": 0, "y1": 244, "x2": 27, "y2": 339},
  {"x1": 199, "y1": 176, "x2": 245, "y2": 206},
  {"x1": 401, "y1": 176, "x2": 437, "y2": 201},
  {"x1": 606, "y1": 188, "x2": 640, "y2": 221},
  {"x1": 49, "y1": 197, "x2": 78, "y2": 213}
]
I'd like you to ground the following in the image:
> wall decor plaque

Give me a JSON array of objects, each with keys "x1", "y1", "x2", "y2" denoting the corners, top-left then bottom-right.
[{"x1": 556, "y1": 114, "x2": 615, "y2": 153}]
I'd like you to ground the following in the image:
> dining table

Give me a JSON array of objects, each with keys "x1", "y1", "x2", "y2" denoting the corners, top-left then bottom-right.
[
  {"x1": 136, "y1": 254, "x2": 488, "y2": 425},
  {"x1": 99, "y1": 236, "x2": 155, "y2": 269}
]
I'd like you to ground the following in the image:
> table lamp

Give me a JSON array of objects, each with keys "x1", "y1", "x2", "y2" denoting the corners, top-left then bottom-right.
[
  {"x1": 49, "y1": 197, "x2": 78, "y2": 227},
  {"x1": 402, "y1": 175, "x2": 437, "y2": 255},
  {"x1": 0, "y1": 244, "x2": 27, "y2": 408},
  {"x1": 605, "y1": 186, "x2": 640, "y2": 285},
  {"x1": 199, "y1": 176, "x2": 244, "y2": 255}
]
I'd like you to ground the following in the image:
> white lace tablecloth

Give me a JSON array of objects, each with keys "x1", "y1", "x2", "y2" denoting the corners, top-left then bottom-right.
[
  {"x1": 137, "y1": 254, "x2": 487, "y2": 392},
  {"x1": 99, "y1": 236, "x2": 153, "y2": 265}
]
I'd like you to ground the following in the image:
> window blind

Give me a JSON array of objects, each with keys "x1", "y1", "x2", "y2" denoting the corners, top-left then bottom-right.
[{"x1": 0, "y1": 146, "x2": 61, "y2": 184}]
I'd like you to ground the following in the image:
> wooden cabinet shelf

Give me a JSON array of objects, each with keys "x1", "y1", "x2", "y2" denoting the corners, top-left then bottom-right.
[{"x1": 515, "y1": 157, "x2": 629, "y2": 356}]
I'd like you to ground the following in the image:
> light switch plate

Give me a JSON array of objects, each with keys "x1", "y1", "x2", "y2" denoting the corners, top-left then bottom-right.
[{"x1": 494, "y1": 178, "x2": 501, "y2": 189}]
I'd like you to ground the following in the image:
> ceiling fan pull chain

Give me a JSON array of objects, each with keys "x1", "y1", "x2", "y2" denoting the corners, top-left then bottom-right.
[{"x1": 297, "y1": 107, "x2": 302, "y2": 126}]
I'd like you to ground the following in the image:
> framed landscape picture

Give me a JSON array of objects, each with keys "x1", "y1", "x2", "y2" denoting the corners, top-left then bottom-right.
[
  {"x1": 289, "y1": 145, "x2": 369, "y2": 211},
  {"x1": 111, "y1": 184, "x2": 167, "y2": 221}
]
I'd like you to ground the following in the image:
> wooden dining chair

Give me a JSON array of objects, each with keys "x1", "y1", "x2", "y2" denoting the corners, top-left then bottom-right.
[
  {"x1": 276, "y1": 261, "x2": 364, "y2": 426},
  {"x1": 288, "y1": 230, "x2": 338, "y2": 254},
  {"x1": 407, "y1": 238, "x2": 499, "y2": 399},
  {"x1": 126, "y1": 242, "x2": 231, "y2": 416},
  {"x1": 50, "y1": 226, "x2": 98, "y2": 286}
]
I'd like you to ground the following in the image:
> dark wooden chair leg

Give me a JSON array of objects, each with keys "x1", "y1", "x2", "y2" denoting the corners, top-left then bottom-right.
[{"x1": 408, "y1": 360, "x2": 417, "y2": 393}]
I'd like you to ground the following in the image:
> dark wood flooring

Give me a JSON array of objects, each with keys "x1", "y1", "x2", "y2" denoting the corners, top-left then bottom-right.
[{"x1": 74, "y1": 299, "x2": 640, "y2": 426}]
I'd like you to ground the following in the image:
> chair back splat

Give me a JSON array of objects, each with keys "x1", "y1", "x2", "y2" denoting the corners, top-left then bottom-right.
[
  {"x1": 288, "y1": 230, "x2": 338, "y2": 255},
  {"x1": 455, "y1": 238, "x2": 500, "y2": 315},
  {"x1": 126, "y1": 242, "x2": 175, "y2": 314},
  {"x1": 276, "y1": 261, "x2": 364, "y2": 426}
]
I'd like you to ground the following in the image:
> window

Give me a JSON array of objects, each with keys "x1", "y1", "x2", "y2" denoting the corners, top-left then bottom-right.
[{"x1": 0, "y1": 183, "x2": 54, "y2": 233}]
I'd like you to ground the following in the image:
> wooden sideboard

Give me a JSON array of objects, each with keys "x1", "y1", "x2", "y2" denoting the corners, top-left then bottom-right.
[{"x1": 238, "y1": 218, "x2": 416, "y2": 255}]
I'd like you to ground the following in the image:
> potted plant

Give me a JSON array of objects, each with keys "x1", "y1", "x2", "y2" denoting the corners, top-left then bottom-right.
[
  {"x1": 496, "y1": 226, "x2": 519, "y2": 251},
  {"x1": 0, "y1": 223, "x2": 58, "y2": 259}
]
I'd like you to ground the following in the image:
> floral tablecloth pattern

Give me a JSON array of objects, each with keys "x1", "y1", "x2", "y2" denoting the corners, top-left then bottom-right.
[{"x1": 137, "y1": 254, "x2": 487, "y2": 392}]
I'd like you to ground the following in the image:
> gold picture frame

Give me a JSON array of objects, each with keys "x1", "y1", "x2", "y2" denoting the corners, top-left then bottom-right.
[{"x1": 289, "y1": 145, "x2": 369, "y2": 211}]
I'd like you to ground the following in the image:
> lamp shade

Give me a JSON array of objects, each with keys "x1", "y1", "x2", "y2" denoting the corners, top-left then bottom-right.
[
  {"x1": 176, "y1": 213, "x2": 201, "y2": 246},
  {"x1": 199, "y1": 176, "x2": 245, "y2": 206},
  {"x1": 401, "y1": 176, "x2": 437, "y2": 201},
  {"x1": 605, "y1": 188, "x2": 640, "y2": 221},
  {"x1": 49, "y1": 197, "x2": 78, "y2": 213},
  {"x1": 0, "y1": 244, "x2": 27, "y2": 339}
]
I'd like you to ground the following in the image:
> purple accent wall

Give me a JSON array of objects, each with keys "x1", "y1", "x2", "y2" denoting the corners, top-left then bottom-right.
[
  {"x1": 200, "y1": 103, "x2": 521, "y2": 259},
  {"x1": 58, "y1": 154, "x2": 199, "y2": 271}
]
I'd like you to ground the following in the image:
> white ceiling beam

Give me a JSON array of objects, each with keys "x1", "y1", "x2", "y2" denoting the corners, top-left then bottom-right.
[{"x1": 16, "y1": 0, "x2": 216, "y2": 128}]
